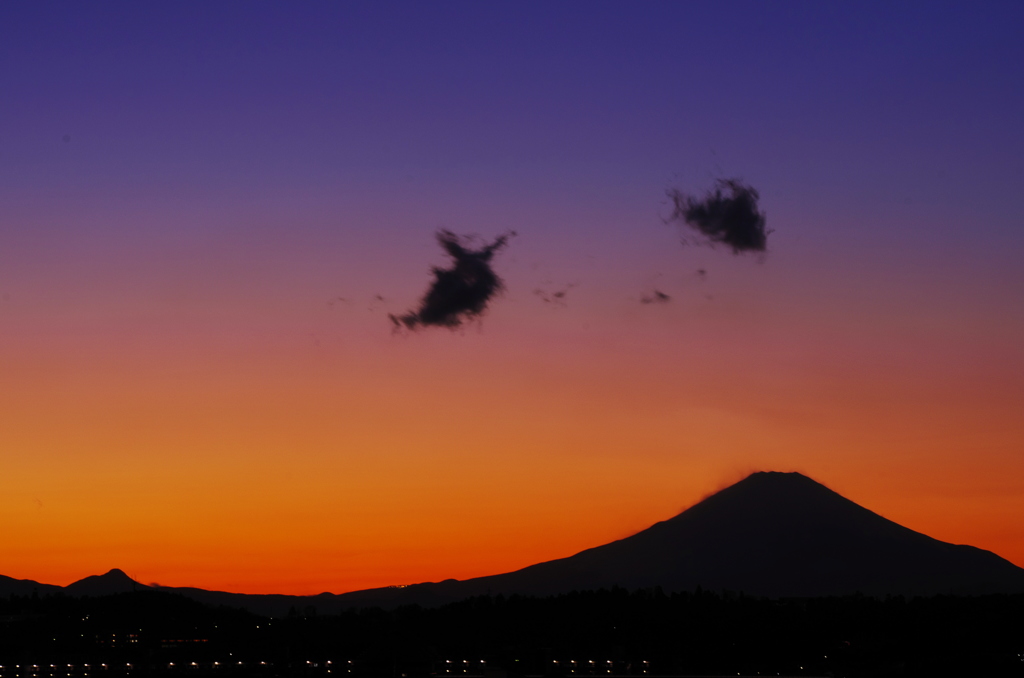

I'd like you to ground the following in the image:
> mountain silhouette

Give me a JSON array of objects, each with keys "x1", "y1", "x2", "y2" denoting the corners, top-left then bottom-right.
[
  {"x1": 4, "y1": 472, "x2": 1023, "y2": 615},
  {"x1": 332, "y1": 471, "x2": 1024, "y2": 608}
]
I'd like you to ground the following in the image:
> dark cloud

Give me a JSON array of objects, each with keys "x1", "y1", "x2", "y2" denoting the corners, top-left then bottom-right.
[
  {"x1": 666, "y1": 179, "x2": 769, "y2": 253},
  {"x1": 390, "y1": 230, "x2": 514, "y2": 330},
  {"x1": 641, "y1": 290, "x2": 671, "y2": 304}
]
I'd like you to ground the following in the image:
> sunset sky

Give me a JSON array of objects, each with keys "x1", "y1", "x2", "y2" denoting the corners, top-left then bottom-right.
[{"x1": 2, "y1": 2, "x2": 1023, "y2": 595}]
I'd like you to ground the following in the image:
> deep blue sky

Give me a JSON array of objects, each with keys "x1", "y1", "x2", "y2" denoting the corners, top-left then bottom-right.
[{"x1": 5, "y1": 1, "x2": 1022, "y2": 205}]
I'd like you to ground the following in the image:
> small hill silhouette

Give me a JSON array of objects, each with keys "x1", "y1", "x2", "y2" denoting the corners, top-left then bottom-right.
[{"x1": 65, "y1": 569, "x2": 146, "y2": 597}]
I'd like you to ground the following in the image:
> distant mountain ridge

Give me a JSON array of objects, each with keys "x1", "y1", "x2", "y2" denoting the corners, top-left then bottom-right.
[
  {"x1": 5, "y1": 472, "x2": 1024, "y2": 616},
  {"x1": 0, "y1": 573, "x2": 62, "y2": 598}
]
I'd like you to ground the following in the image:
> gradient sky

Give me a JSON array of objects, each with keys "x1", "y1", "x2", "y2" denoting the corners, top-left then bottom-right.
[{"x1": 2, "y1": 1, "x2": 1023, "y2": 594}]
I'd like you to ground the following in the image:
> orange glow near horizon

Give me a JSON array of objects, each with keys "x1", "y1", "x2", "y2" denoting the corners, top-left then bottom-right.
[{"x1": 3, "y1": 243, "x2": 1023, "y2": 595}]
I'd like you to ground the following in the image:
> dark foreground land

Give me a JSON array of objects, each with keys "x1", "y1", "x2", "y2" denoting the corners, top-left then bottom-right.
[{"x1": 1, "y1": 587, "x2": 1022, "y2": 678}]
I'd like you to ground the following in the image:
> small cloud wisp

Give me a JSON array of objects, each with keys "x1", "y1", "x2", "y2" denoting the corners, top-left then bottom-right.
[
  {"x1": 641, "y1": 290, "x2": 671, "y2": 304},
  {"x1": 391, "y1": 230, "x2": 514, "y2": 330}
]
